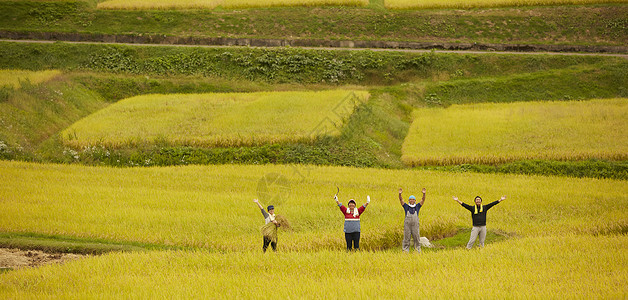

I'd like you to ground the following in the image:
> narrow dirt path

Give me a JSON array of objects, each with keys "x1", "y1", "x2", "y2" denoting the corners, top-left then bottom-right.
[
  {"x1": 2, "y1": 39, "x2": 627, "y2": 59},
  {"x1": 0, "y1": 248, "x2": 88, "y2": 270}
]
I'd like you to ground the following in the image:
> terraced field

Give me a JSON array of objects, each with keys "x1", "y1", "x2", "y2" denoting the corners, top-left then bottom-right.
[
  {"x1": 62, "y1": 90, "x2": 368, "y2": 148},
  {"x1": 97, "y1": 0, "x2": 369, "y2": 9},
  {"x1": 1, "y1": 0, "x2": 627, "y2": 298},
  {"x1": 402, "y1": 98, "x2": 628, "y2": 166}
]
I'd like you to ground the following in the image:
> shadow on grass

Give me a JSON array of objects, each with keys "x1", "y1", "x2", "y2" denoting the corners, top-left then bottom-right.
[
  {"x1": 0, "y1": 227, "x2": 515, "y2": 256},
  {"x1": 424, "y1": 227, "x2": 513, "y2": 252},
  {"x1": 0, "y1": 232, "x2": 191, "y2": 255}
]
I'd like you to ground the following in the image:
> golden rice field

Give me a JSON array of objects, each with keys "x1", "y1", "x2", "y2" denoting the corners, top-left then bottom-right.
[
  {"x1": 0, "y1": 160, "x2": 626, "y2": 250},
  {"x1": 97, "y1": 0, "x2": 368, "y2": 10},
  {"x1": 1, "y1": 235, "x2": 626, "y2": 298},
  {"x1": 62, "y1": 90, "x2": 368, "y2": 148},
  {"x1": 384, "y1": 0, "x2": 628, "y2": 9},
  {"x1": 0, "y1": 69, "x2": 61, "y2": 89},
  {"x1": 0, "y1": 160, "x2": 626, "y2": 298},
  {"x1": 402, "y1": 98, "x2": 628, "y2": 166}
]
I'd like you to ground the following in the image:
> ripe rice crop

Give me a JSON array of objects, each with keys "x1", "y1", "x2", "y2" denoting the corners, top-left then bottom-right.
[
  {"x1": 0, "y1": 159, "x2": 626, "y2": 297},
  {"x1": 402, "y1": 98, "x2": 628, "y2": 166},
  {"x1": 0, "y1": 160, "x2": 625, "y2": 251},
  {"x1": 221, "y1": 0, "x2": 368, "y2": 8},
  {"x1": 384, "y1": 0, "x2": 628, "y2": 9},
  {"x1": 0, "y1": 69, "x2": 61, "y2": 89},
  {"x1": 61, "y1": 90, "x2": 369, "y2": 148},
  {"x1": 1, "y1": 234, "x2": 626, "y2": 298},
  {"x1": 97, "y1": 0, "x2": 368, "y2": 10}
]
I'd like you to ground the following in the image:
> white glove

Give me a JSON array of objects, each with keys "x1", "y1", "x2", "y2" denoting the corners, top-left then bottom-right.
[
  {"x1": 334, "y1": 195, "x2": 338, "y2": 201},
  {"x1": 367, "y1": 195, "x2": 371, "y2": 203}
]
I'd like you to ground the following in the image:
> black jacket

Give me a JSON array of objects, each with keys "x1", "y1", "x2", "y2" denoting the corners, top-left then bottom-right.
[{"x1": 461, "y1": 201, "x2": 500, "y2": 226}]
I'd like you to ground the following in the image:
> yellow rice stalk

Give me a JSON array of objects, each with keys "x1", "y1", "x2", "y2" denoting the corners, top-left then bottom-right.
[
  {"x1": 98, "y1": 0, "x2": 223, "y2": 10},
  {"x1": 261, "y1": 215, "x2": 290, "y2": 243},
  {"x1": 385, "y1": 0, "x2": 628, "y2": 9},
  {"x1": 260, "y1": 222, "x2": 277, "y2": 241},
  {"x1": 97, "y1": 0, "x2": 367, "y2": 10},
  {"x1": 221, "y1": 0, "x2": 368, "y2": 9}
]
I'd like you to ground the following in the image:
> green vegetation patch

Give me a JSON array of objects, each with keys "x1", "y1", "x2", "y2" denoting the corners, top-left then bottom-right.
[
  {"x1": 0, "y1": 2, "x2": 626, "y2": 46},
  {"x1": 0, "y1": 232, "x2": 183, "y2": 254},
  {"x1": 423, "y1": 63, "x2": 628, "y2": 105},
  {"x1": 430, "y1": 227, "x2": 510, "y2": 249},
  {"x1": 420, "y1": 159, "x2": 628, "y2": 180},
  {"x1": 0, "y1": 41, "x2": 623, "y2": 85},
  {"x1": 62, "y1": 90, "x2": 369, "y2": 148},
  {"x1": 402, "y1": 98, "x2": 628, "y2": 166}
]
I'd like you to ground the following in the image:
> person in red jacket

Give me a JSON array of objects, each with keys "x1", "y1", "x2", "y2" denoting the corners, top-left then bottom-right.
[
  {"x1": 335, "y1": 194, "x2": 370, "y2": 251},
  {"x1": 453, "y1": 195, "x2": 506, "y2": 249}
]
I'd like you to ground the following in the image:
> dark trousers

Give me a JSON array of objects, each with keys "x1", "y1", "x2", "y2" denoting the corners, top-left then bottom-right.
[
  {"x1": 263, "y1": 236, "x2": 277, "y2": 252},
  {"x1": 345, "y1": 232, "x2": 360, "y2": 250}
]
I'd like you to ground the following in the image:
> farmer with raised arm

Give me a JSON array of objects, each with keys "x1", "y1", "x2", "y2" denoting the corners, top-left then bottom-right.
[
  {"x1": 399, "y1": 188, "x2": 426, "y2": 253},
  {"x1": 453, "y1": 195, "x2": 506, "y2": 249},
  {"x1": 253, "y1": 199, "x2": 280, "y2": 252},
  {"x1": 335, "y1": 193, "x2": 370, "y2": 251}
]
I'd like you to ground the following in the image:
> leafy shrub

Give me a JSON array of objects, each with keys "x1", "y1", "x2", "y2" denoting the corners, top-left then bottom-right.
[{"x1": 0, "y1": 85, "x2": 11, "y2": 102}]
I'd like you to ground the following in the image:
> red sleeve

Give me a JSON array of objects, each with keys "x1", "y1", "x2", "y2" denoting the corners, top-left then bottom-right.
[
  {"x1": 358, "y1": 205, "x2": 366, "y2": 214},
  {"x1": 339, "y1": 205, "x2": 346, "y2": 214}
]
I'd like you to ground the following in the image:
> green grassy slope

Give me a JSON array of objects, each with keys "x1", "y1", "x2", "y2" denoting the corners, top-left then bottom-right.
[{"x1": 0, "y1": 1, "x2": 626, "y2": 47}]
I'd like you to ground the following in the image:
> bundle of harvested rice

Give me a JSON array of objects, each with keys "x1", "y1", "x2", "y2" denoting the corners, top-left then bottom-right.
[{"x1": 261, "y1": 215, "x2": 290, "y2": 243}]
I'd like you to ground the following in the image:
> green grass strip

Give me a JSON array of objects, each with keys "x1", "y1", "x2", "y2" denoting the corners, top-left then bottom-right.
[{"x1": 0, "y1": 232, "x2": 190, "y2": 254}]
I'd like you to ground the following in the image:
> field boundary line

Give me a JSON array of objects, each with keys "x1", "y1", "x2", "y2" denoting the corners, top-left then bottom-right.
[
  {"x1": 0, "y1": 31, "x2": 627, "y2": 58},
  {"x1": 1, "y1": 39, "x2": 627, "y2": 59}
]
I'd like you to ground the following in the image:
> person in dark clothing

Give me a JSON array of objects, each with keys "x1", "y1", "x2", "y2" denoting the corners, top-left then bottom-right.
[{"x1": 453, "y1": 195, "x2": 506, "y2": 249}]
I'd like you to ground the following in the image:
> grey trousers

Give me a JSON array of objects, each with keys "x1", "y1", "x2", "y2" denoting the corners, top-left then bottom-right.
[
  {"x1": 467, "y1": 226, "x2": 487, "y2": 249},
  {"x1": 402, "y1": 214, "x2": 421, "y2": 253}
]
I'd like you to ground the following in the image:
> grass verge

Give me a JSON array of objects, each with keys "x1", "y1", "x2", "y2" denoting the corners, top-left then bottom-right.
[
  {"x1": 0, "y1": 232, "x2": 185, "y2": 254},
  {"x1": 0, "y1": 2, "x2": 626, "y2": 46}
]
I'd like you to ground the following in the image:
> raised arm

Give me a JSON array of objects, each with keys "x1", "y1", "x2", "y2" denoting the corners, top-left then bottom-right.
[
  {"x1": 253, "y1": 199, "x2": 264, "y2": 210},
  {"x1": 399, "y1": 188, "x2": 405, "y2": 206},
  {"x1": 254, "y1": 199, "x2": 269, "y2": 218},
  {"x1": 485, "y1": 196, "x2": 507, "y2": 210},
  {"x1": 454, "y1": 196, "x2": 474, "y2": 212},
  {"x1": 419, "y1": 188, "x2": 426, "y2": 206}
]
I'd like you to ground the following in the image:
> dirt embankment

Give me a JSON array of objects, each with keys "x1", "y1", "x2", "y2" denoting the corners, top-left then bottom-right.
[
  {"x1": 0, "y1": 248, "x2": 87, "y2": 270},
  {"x1": 1, "y1": 31, "x2": 626, "y2": 54}
]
